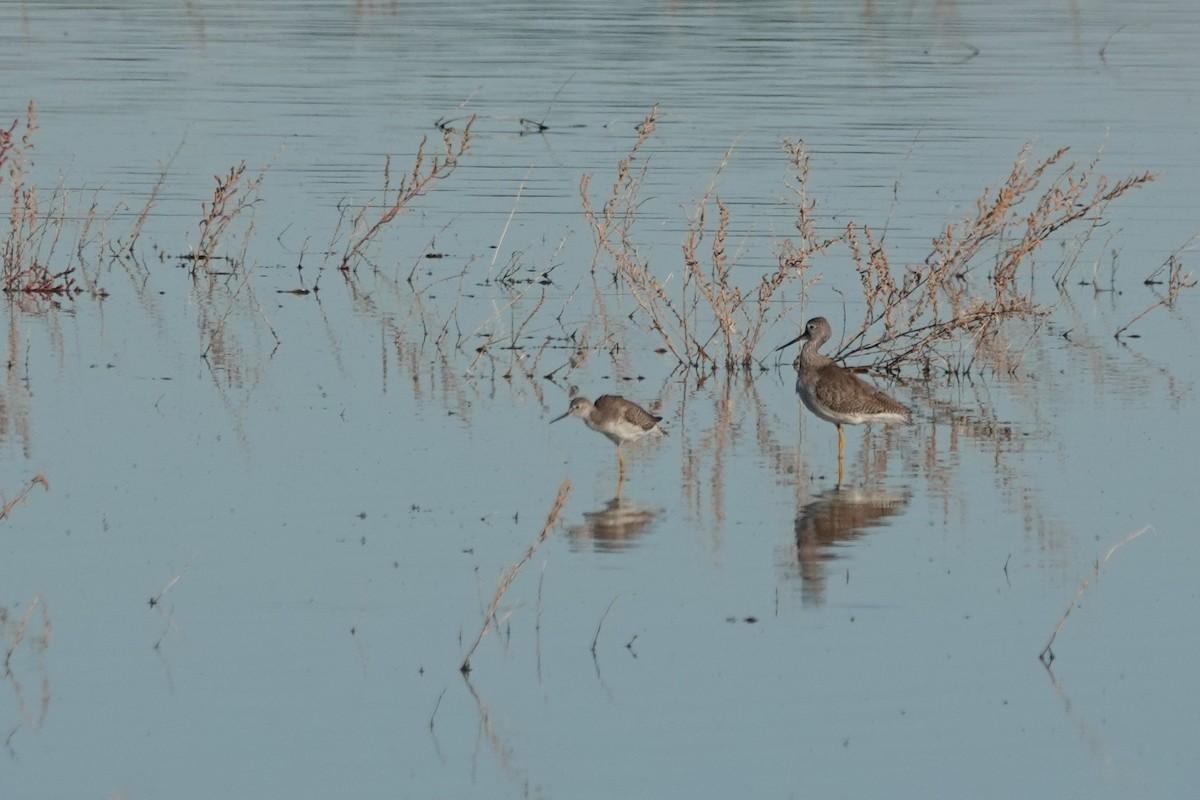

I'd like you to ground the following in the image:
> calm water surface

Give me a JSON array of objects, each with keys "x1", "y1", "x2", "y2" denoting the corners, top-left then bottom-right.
[{"x1": 1, "y1": 1, "x2": 1198, "y2": 798}]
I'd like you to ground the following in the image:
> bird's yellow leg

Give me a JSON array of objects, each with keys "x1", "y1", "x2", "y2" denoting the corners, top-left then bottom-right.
[
  {"x1": 617, "y1": 446, "x2": 626, "y2": 479},
  {"x1": 836, "y1": 425, "x2": 845, "y2": 487}
]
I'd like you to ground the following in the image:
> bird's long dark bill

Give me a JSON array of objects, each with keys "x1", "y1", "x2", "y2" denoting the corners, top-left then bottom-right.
[
  {"x1": 550, "y1": 412, "x2": 570, "y2": 424},
  {"x1": 775, "y1": 332, "x2": 808, "y2": 352}
]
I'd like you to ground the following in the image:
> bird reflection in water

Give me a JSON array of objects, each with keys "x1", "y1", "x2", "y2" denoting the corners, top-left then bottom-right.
[
  {"x1": 566, "y1": 496, "x2": 663, "y2": 552},
  {"x1": 789, "y1": 486, "x2": 910, "y2": 606}
]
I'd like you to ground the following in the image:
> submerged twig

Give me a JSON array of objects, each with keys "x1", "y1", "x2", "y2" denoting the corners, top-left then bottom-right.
[
  {"x1": 1115, "y1": 238, "x2": 1197, "y2": 339},
  {"x1": 148, "y1": 554, "x2": 196, "y2": 609},
  {"x1": 1, "y1": 593, "x2": 52, "y2": 735},
  {"x1": 1039, "y1": 525, "x2": 1153, "y2": 666},
  {"x1": 461, "y1": 479, "x2": 570, "y2": 673},
  {"x1": 591, "y1": 596, "x2": 618, "y2": 656},
  {"x1": 429, "y1": 686, "x2": 447, "y2": 731},
  {"x1": 0, "y1": 474, "x2": 49, "y2": 521}
]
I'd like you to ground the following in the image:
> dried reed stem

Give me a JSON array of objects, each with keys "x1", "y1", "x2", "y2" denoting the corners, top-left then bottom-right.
[
  {"x1": 1, "y1": 593, "x2": 52, "y2": 731},
  {"x1": 148, "y1": 554, "x2": 196, "y2": 609},
  {"x1": 337, "y1": 117, "x2": 473, "y2": 273},
  {"x1": 579, "y1": 110, "x2": 682, "y2": 357},
  {"x1": 2, "y1": 103, "x2": 37, "y2": 276},
  {"x1": 835, "y1": 143, "x2": 1155, "y2": 374},
  {"x1": 460, "y1": 478, "x2": 570, "y2": 673},
  {"x1": 581, "y1": 131, "x2": 833, "y2": 370},
  {"x1": 121, "y1": 140, "x2": 182, "y2": 256},
  {"x1": 1115, "y1": 239, "x2": 1197, "y2": 339},
  {"x1": 590, "y1": 596, "x2": 617, "y2": 656},
  {"x1": 0, "y1": 473, "x2": 49, "y2": 521},
  {"x1": 1, "y1": 102, "x2": 81, "y2": 296},
  {"x1": 193, "y1": 161, "x2": 267, "y2": 278},
  {"x1": 580, "y1": 106, "x2": 657, "y2": 274},
  {"x1": 1039, "y1": 524, "x2": 1153, "y2": 666}
]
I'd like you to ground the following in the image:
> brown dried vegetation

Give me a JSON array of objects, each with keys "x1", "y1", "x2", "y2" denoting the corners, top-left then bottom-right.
[
  {"x1": 0, "y1": 100, "x2": 1177, "y2": 381},
  {"x1": 581, "y1": 116, "x2": 1159, "y2": 377},
  {"x1": 331, "y1": 116, "x2": 473, "y2": 274},
  {"x1": 1, "y1": 104, "x2": 80, "y2": 298}
]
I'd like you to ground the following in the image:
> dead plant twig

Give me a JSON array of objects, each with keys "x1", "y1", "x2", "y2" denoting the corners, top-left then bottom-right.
[
  {"x1": 120, "y1": 139, "x2": 183, "y2": 256},
  {"x1": 1039, "y1": 525, "x2": 1153, "y2": 666},
  {"x1": 460, "y1": 479, "x2": 570, "y2": 673},
  {"x1": 0, "y1": 474, "x2": 49, "y2": 521},
  {"x1": 191, "y1": 161, "x2": 267, "y2": 278},
  {"x1": 336, "y1": 118, "x2": 473, "y2": 273},
  {"x1": 1115, "y1": 238, "x2": 1197, "y2": 339},
  {"x1": 1, "y1": 103, "x2": 82, "y2": 297},
  {"x1": 2, "y1": 593, "x2": 52, "y2": 735},
  {"x1": 833, "y1": 143, "x2": 1155, "y2": 375},
  {"x1": 591, "y1": 596, "x2": 617, "y2": 656}
]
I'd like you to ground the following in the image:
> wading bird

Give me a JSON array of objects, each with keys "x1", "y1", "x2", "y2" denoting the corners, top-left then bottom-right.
[
  {"x1": 551, "y1": 395, "x2": 666, "y2": 489},
  {"x1": 777, "y1": 317, "x2": 911, "y2": 482}
]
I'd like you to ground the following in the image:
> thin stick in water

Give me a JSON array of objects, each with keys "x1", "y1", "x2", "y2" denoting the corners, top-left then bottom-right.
[
  {"x1": 1039, "y1": 525, "x2": 1152, "y2": 666},
  {"x1": 591, "y1": 596, "x2": 618, "y2": 656},
  {"x1": 429, "y1": 686, "x2": 447, "y2": 731},
  {"x1": 461, "y1": 479, "x2": 570, "y2": 673},
  {"x1": 0, "y1": 474, "x2": 49, "y2": 521}
]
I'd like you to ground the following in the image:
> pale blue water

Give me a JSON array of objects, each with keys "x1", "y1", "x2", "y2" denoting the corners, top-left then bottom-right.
[{"x1": 1, "y1": 1, "x2": 1198, "y2": 798}]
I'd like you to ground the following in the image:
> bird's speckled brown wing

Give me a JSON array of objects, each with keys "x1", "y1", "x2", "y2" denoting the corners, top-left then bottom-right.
[
  {"x1": 812, "y1": 364, "x2": 910, "y2": 419},
  {"x1": 595, "y1": 394, "x2": 663, "y2": 432}
]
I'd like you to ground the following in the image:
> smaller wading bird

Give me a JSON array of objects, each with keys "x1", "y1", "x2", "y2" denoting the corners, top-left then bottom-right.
[
  {"x1": 777, "y1": 317, "x2": 911, "y2": 482},
  {"x1": 551, "y1": 395, "x2": 666, "y2": 486}
]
